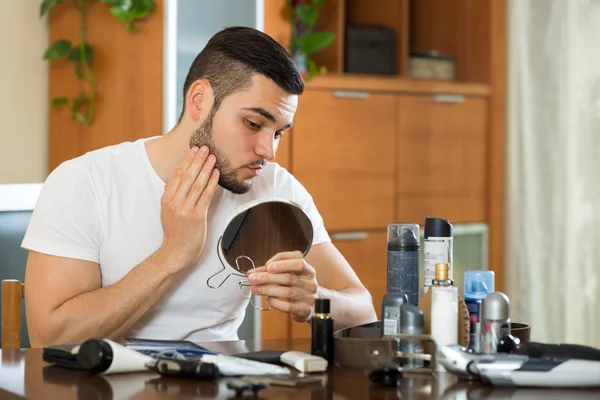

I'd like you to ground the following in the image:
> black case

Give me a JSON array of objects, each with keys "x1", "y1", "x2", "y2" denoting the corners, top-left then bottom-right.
[
  {"x1": 42, "y1": 343, "x2": 82, "y2": 369},
  {"x1": 345, "y1": 24, "x2": 396, "y2": 75}
]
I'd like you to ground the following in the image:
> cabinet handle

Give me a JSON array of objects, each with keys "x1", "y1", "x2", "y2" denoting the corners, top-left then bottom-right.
[
  {"x1": 331, "y1": 232, "x2": 368, "y2": 241},
  {"x1": 432, "y1": 94, "x2": 465, "y2": 103},
  {"x1": 332, "y1": 90, "x2": 370, "y2": 100}
]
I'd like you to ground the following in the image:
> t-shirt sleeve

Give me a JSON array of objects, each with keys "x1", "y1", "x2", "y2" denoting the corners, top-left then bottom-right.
[
  {"x1": 273, "y1": 164, "x2": 331, "y2": 246},
  {"x1": 21, "y1": 160, "x2": 101, "y2": 263}
]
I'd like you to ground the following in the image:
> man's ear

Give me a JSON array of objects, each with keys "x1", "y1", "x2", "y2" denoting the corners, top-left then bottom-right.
[{"x1": 185, "y1": 80, "x2": 207, "y2": 121}]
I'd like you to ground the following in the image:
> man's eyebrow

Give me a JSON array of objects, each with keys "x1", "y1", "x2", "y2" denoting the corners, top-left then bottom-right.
[{"x1": 244, "y1": 107, "x2": 292, "y2": 129}]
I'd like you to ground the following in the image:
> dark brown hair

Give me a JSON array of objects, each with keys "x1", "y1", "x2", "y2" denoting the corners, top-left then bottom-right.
[{"x1": 178, "y1": 26, "x2": 304, "y2": 123}]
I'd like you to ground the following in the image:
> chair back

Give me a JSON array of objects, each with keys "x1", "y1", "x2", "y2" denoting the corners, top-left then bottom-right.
[
  {"x1": 0, "y1": 183, "x2": 43, "y2": 348},
  {"x1": 1, "y1": 280, "x2": 25, "y2": 349}
]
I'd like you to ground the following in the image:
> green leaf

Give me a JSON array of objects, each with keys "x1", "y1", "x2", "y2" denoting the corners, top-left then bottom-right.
[
  {"x1": 72, "y1": 109, "x2": 89, "y2": 125},
  {"x1": 73, "y1": 91, "x2": 87, "y2": 106},
  {"x1": 107, "y1": 0, "x2": 154, "y2": 31},
  {"x1": 71, "y1": 92, "x2": 90, "y2": 124},
  {"x1": 296, "y1": 31, "x2": 336, "y2": 55},
  {"x1": 68, "y1": 43, "x2": 93, "y2": 63},
  {"x1": 74, "y1": 62, "x2": 83, "y2": 78},
  {"x1": 100, "y1": 0, "x2": 120, "y2": 4},
  {"x1": 295, "y1": 4, "x2": 318, "y2": 26},
  {"x1": 307, "y1": 58, "x2": 318, "y2": 81},
  {"x1": 40, "y1": 0, "x2": 63, "y2": 17},
  {"x1": 43, "y1": 39, "x2": 72, "y2": 60},
  {"x1": 51, "y1": 97, "x2": 68, "y2": 108}
]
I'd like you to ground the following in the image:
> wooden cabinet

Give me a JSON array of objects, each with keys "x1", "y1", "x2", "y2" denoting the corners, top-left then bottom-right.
[
  {"x1": 331, "y1": 231, "x2": 387, "y2": 320},
  {"x1": 290, "y1": 230, "x2": 388, "y2": 338},
  {"x1": 291, "y1": 90, "x2": 396, "y2": 232},
  {"x1": 396, "y1": 95, "x2": 488, "y2": 224}
]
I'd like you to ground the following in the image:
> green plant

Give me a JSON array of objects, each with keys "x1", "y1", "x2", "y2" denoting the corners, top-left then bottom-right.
[
  {"x1": 289, "y1": 0, "x2": 336, "y2": 79},
  {"x1": 40, "y1": 0, "x2": 155, "y2": 126}
]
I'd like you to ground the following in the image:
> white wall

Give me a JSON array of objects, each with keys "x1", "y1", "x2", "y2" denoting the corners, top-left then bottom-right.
[{"x1": 0, "y1": 0, "x2": 48, "y2": 184}]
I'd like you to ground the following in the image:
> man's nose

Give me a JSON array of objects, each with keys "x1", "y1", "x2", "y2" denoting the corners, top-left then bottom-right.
[{"x1": 254, "y1": 132, "x2": 276, "y2": 161}]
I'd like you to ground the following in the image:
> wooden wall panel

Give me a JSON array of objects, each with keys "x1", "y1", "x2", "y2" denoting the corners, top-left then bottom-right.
[
  {"x1": 488, "y1": 0, "x2": 506, "y2": 292},
  {"x1": 263, "y1": 0, "x2": 292, "y2": 52},
  {"x1": 48, "y1": 0, "x2": 163, "y2": 172}
]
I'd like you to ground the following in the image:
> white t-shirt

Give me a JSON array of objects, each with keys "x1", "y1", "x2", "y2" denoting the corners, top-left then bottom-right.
[{"x1": 22, "y1": 137, "x2": 330, "y2": 341}]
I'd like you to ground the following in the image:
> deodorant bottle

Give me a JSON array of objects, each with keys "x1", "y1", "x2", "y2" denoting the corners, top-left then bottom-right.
[
  {"x1": 381, "y1": 292, "x2": 409, "y2": 336},
  {"x1": 481, "y1": 292, "x2": 510, "y2": 354},
  {"x1": 400, "y1": 304, "x2": 424, "y2": 368},
  {"x1": 464, "y1": 270, "x2": 495, "y2": 353},
  {"x1": 387, "y1": 223, "x2": 420, "y2": 305},
  {"x1": 423, "y1": 217, "x2": 453, "y2": 295}
]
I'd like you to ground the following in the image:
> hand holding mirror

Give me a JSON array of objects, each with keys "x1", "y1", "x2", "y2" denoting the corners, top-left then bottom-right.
[{"x1": 206, "y1": 197, "x2": 314, "y2": 311}]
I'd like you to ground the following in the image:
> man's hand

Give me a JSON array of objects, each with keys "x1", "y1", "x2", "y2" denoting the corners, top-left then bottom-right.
[
  {"x1": 159, "y1": 145, "x2": 220, "y2": 271},
  {"x1": 247, "y1": 251, "x2": 318, "y2": 323}
]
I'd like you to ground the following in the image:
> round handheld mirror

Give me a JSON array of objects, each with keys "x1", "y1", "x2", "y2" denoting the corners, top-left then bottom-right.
[{"x1": 206, "y1": 197, "x2": 314, "y2": 311}]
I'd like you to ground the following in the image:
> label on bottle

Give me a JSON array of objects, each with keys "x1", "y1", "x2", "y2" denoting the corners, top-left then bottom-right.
[
  {"x1": 387, "y1": 249, "x2": 419, "y2": 305},
  {"x1": 465, "y1": 299, "x2": 482, "y2": 352},
  {"x1": 382, "y1": 306, "x2": 401, "y2": 335},
  {"x1": 423, "y1": 237, "x2": 453, "y2": 293},
  {"x1": 430, "y1": 287, "x2": 458, "y2": 348}
]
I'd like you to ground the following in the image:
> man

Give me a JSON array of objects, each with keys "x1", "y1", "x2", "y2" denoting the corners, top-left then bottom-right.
[{"x1": 23, "y1": 27, "x2": 377, "y2": 347}]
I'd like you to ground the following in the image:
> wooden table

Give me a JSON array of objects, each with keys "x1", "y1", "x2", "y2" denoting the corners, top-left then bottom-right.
[{"x1": 1, "y1": 338, "x2": 599, "y2": 399}]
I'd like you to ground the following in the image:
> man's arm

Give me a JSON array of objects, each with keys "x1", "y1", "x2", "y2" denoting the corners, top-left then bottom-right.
[
  {"x1": 306, "y1": 242, "x2": 378, "y2": 330},
  {"x1": 248, "y1": 242, "x2": 378, "y2": 332},
  {"x1": 25, "y1": 145, "x2": 220, "y2": 347},
  {"x1": 25, "y1": 249, "x2": 184, "y2": 347}
]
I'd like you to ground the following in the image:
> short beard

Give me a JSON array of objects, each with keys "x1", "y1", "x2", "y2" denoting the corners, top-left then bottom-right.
[{"x1": 189, "y1": 107, "x2": 253, "y2": 195}]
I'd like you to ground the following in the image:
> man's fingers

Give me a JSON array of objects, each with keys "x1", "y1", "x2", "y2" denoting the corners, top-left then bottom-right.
[
  {"x1": 249, "y1": 272, "x2": 318, "y2": 293},
  {"x1": 195, "y1": 167, "x2": 219, "y2": 211},
  {"x1": 266, "y1": 250, "x2": 303, "y2": 265},
  {"x1": 162, "y1": 147, "x2": 199, "y2": 202},
  {"x1": 267, "y1": 297, "x2": 312, "y2": 322},
  {"x1": 171, "y1": 148, "x2": 210, "y2": 208},
  {"x1": 266, "y1": 258, "x2": 314, "y2": 277},
  {"x1": 251, "y1": 281, "x2": 317, "y2": 303},
  {"x1": 247, "y1": 266, "x2": 267, "y2": 275},
  {"x1": 252, "y1": 283, "x2": 297, "y2": 300},
  {"x1": 182, "y1": 153, "x2": 216, "y2": 213}
]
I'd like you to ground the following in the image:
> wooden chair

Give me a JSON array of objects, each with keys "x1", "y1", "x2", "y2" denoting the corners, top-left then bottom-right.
[{"x1": 1, "y1": 279, "x2": 25, "y2": 349}]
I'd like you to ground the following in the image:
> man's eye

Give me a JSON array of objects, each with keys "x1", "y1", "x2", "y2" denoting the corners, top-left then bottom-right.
[
  {"x1": 245, "y1": 119, "x2": 260, "y2": 130},
  {"x1": 275, "y1": 132, "x2": 284, "y2": 140}
]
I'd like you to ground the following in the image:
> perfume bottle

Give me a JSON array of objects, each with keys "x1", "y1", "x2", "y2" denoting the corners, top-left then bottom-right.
[
  {"x1": 311, "y1": 298, "x2": 334, "y2": 365},
  {"x1": 423, "y1": 217, "x2": 453, "y2": 295}
]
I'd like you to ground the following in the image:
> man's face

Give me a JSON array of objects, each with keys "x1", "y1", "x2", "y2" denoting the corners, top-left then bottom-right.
[{"x1": 190, "y1": 74, "x2": 298, "y2": 194}]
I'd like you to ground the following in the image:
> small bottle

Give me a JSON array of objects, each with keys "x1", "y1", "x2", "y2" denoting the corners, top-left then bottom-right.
[
  {"x1": 311, "y1": 298, "x2": 334, "y2": 366},
  {"x1": 400, "y1": 304, "x2": 424, "y2": 368},
  {"x1": 464, "y1": 270, "x2": 495, "y2": 353},
  {"x1": 481, "y1": 292, "x2": 511, "y2": 354},
  {"x1": 423, "y1": 217, "x2": 453, "y2": 295},
  {"x1": 430, "y1": 263, "x2": 458, "y2": 371},
  {"x1": 381, "y1": 292, "x2": 409, "y2": 336},
  {"x1": 387, "y1": 223, "x2": 420, "y2": 306}
]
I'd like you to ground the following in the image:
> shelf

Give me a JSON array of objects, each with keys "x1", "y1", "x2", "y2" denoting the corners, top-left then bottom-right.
[{"x1": 303, "y1": 73, "x2": 492, "y2": 97}]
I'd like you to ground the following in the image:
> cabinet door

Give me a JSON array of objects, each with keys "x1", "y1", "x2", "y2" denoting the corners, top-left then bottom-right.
[
  {"x1": 396, "y1": 95, "x2": 488, "y2": 224},
  {"x1": 290, "y1": 231, "x2": 387, "y2": 338},
  {"x1": 291, "y1": 90, "x2": 396, "y2": 231}
]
